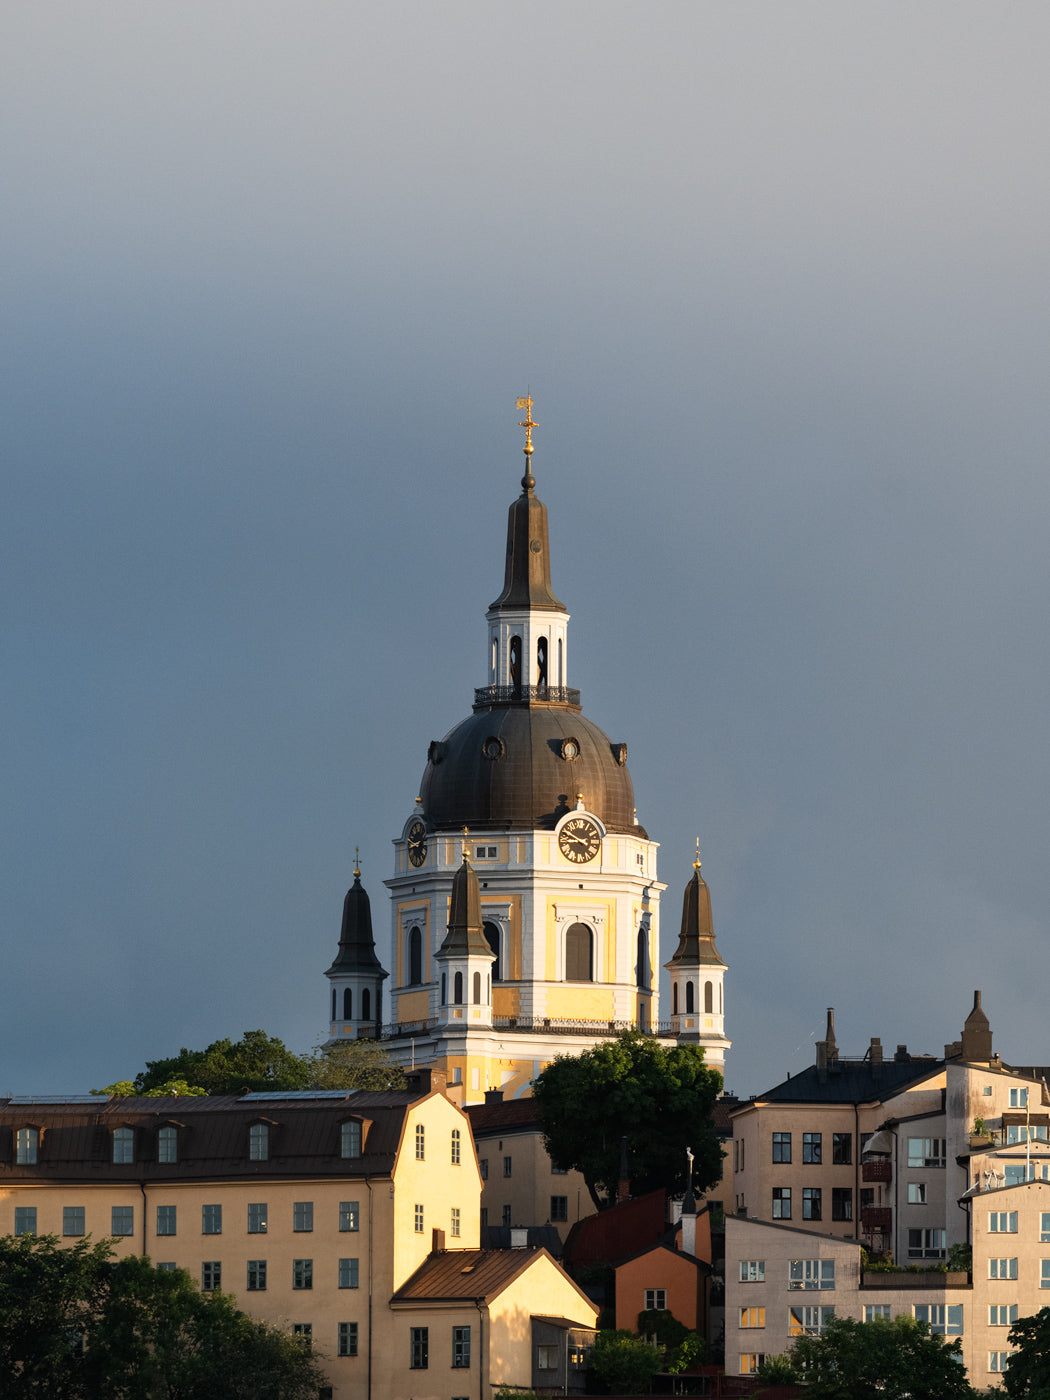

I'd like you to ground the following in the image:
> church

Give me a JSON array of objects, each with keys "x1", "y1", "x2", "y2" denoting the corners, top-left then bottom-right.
[{"x1": 324, "y1": 400, "x2": 730, "y2": 1103}]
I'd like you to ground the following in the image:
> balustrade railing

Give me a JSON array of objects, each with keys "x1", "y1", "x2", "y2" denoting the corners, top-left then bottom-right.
[{"x1": 473, "y1": 684, "x2": 581, "y2": 708}]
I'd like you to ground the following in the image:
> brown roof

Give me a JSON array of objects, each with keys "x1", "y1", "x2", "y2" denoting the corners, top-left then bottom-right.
[
  {"x1": 466, "y1": 1097, "x2": 541, "y2": 1135},
  {"x1": 391, "y1": 1246, "x2": 545, "y2": 1302}
]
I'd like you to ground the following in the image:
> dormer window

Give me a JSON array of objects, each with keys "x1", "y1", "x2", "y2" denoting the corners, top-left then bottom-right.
[
  {"x1": 249, "y1": 1123, "x2": 269, "y2": 1161},
  {"x1": 341, "y1": 1120, "x2": 362, "y2": 1159},
  {"x1": 112, "y1": 1127, "x2": 134, "y2": 1164},
  {"x1": 16, "y1": 1127, "x2": 38, "y2": 1164},
  {"x1": 157, "y1": 1125, "x2": 178, "y2": 1164}
]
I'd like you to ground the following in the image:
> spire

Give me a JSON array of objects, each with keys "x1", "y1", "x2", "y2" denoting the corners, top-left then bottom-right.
[
  {"x1": 488, "y1": 396, "x2": 566, "y2": 614},
  {"x1": 326, "y1": 859, "x2": 387, "y2": 976},
  {"x1": 961, "y1": 989, "x2": 993, "y2": 1061},
  {"x1": 437, "y1": 842, "x2": 492, "y2": 957},
  {"x1": 667, "y1": 845, "x2": 725, "y2": 967}
]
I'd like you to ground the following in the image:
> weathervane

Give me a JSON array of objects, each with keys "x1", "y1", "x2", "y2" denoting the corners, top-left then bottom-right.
[
  {"x1": 354, "y1": 845, "x2": 361, "y2": 878},
  {"x1": 516, "y1": 394, "x2": 537, "y2": 456},
  {"x1": 694, "y1": 838, "x2": 701, "y2": 871}
]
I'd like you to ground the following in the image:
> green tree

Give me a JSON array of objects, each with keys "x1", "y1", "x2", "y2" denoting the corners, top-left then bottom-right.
[
  {"x1": 0, "y1": 1234, "x2": 325, "y2": 1400},
  {"x1": 587, "y1": 1329, "x2": 663, "y2": 1394},
  {"x1": 789, "y1": 1314, "x2": 975, "y2": 1400},
  {"x1": 1003, "y1": 1306, "x2": 1050, "y2": 1396},
  {"x1": 531, "y1": 1030, "x2": 723, "y2": 1209},
  {"x1": 306, "y1": 1039, "x2": 406, "y2": 1090},
  {"x1": 133, "y1": 1030, "x2": 310, "y2": 1095},
  {"x1": 91, "y1": 1079, "x2": 208, "y2": 1098}
]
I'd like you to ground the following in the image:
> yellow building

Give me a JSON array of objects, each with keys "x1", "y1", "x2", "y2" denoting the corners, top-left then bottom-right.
[{"x1": 0, "y1": 1070, "x2": 596, "y2": 1399}]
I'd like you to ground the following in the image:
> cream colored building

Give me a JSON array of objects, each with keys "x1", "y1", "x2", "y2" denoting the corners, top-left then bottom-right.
[{"x1": 0, "y1": 1071, "x2": 597, "y2": 1399}]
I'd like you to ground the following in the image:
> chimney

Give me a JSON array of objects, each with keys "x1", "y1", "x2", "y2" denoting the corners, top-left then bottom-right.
[
  {"x1": 432, "y1": 1227, "x2": 446, "y2": 1253},
  {"x1": 824, "y1": 1008, "x2": 838, "y2": 1064},
  {"x1": 869, "y1": 1038, "x2": 883, "y2": 1064},
  {"x1": 894, "y1": 1045, "x2": 909, "y2": 1062},
  {"x1": 405, "y1": 1067, "x2": 449, "y2": 1096},
  {"x1": 510, "y1": 1227, "x2": 529, "y2": 1249},
  {"x1": 484, "y1": 1089, "x2": 504, "y2": 1105}
]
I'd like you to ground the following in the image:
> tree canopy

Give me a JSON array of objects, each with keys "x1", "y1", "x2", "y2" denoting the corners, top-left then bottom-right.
[
  {"x1": 531, "y1": 1030, "x2": 723, "y2": 1209},
  {"x1": 1003, "y1": 1307, "x2": 1050, "y2": 1396},
  {"x1": 0, "y1": 1234, "x2": 325, "y2": 1400},
  {"x1": 306, "y1": 1038, "x2": 406, "y2": 1090},
  {"x1": 787, "y1": 1314, "x2": 975, "y2": 1400}
]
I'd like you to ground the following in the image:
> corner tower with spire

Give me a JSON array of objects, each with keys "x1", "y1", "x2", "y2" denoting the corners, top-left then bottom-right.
[{"x1": 665, "y1": 845, "x2": 730, "y2": 1070}]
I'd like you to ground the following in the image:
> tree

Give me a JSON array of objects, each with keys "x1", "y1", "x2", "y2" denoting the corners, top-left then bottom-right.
[
  {"x1": 788, "y1": 1315, "x2": 975, "y2": 1400},
  {"x1": 130, "y1": 1030, "x2": 310, "y2": 1095},
  {"x1": 0, "y1": 1234, "x2": 325, "y2": 1400},
  {"x1": 306, "y1": 1039, "x2": 406, "y2": 1090},
  {"x1": 586, "y1": 1329, "x2": 663, "y2": 1394},
  {"x1": 1003, "y1": 1306, "x2": 1050, "y2": 1396},
  {"x1": 531, "y1": 1030, "x2": 723, "y2": 1209},
  {"x1": 91, "y1": 1079, "x2": 208, "y2": 1098}
]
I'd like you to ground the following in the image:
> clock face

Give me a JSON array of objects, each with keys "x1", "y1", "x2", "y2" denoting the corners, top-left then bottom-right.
[
  {"x1": 407, "y1": 819, "x2": 428, "y2": 867},
  {"x1": 558, "y1": 816, "x2": 601, "y2": 864}
]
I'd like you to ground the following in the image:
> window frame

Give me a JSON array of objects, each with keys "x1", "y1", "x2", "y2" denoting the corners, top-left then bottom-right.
[
  {"x1": 338, "y1": 1257, "x2": 360, "y2": 1289},
  {"x1": 410, "y1": 1326, "x2": 429, "y2": 1370},
  {"x1": 772, "y1": 1131, "x2": 791, "y2": 1163},
  {"x1": 452, "y1": 1325, "x2": 471, "y2": 1369},
  {"x1": 292, "y1": 1258, "x2": 313, "y2": 1290},
  {"x1": 201, "y1": 1203, "x2": 222, "y2": 1235}
]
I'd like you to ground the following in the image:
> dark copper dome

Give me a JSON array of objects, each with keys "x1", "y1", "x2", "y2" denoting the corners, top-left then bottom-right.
[{"x1": 419, "y1": 704, "x2": 643, "y2": 836}]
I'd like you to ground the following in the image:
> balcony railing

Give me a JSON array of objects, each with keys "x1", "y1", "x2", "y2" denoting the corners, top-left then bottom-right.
[
  {"x1": 861, "y1": 1206, "x2": 892, "y2": 1235},
  {"x1": 473, "y1": 684, "x2": 581, "y2": 709},
  {"x1": 862, "y1": 1159, "x2": 892, "y2": 1183},
  {"x1": 378, "y1": 1016, "x2": 674, "y2": 1041}
]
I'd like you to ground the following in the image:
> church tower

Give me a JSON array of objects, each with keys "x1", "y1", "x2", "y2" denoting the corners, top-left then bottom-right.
[
  {"x1": 326, "y1": 856, "x2": 388, "y2": 1040},
  {"x1": 373, "y1": 400, "x2": 670, "y2": 1102},
  {"x1": 665, "y1": 846, "x2": 730, "y2": 1070}
]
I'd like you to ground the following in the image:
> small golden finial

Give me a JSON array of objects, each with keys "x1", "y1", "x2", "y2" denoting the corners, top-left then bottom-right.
[
  {"x1": 516, "y1": 394, "x2": 537, "y2": 456},
  {"x1": 354, "y1": 845, "x2": 361, "y2": 878},
  {"x1": 694, "y1": 838, "x2": 701, "y2": 871}
]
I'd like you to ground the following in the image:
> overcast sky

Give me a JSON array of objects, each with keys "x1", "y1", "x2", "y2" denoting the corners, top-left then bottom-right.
[{"x1": 5, "y1": 3, "x2": 1050, "y2": 1100}]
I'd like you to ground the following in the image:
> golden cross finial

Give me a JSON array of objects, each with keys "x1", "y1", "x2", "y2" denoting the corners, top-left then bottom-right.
[
  {"x1": 694, "y1": 838, "x2": 702, "y2": 871},
  {"x1": 354, "y1": 845, "x2": 361, "y2": 878},
  {"x1": 516, "y1": 394, "x2": 537, "y2": 456}
]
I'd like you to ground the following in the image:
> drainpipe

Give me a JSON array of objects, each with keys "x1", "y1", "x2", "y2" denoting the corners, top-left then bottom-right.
[
  {"x1": 366, "y1": 1177, "x2": 374, "y2": 1400},
  {"x1": 474, "y1": 1297, "x2": 485, "y2": 1400},
  {"x1": 139, "y1": 1180, "x2": 147, "y2": 1255}
]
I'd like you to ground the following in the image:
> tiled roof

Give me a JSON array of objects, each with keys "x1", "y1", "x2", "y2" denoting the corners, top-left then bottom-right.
[
  {"x1": 391, "y1": 1246, "x2": 545, "y2": 1302},
  {"x1": 466, "y1": 1098, "x2": 540, "y2": 1135}
]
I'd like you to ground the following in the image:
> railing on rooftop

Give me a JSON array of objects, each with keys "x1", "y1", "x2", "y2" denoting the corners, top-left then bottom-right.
[
  {"x1": 473, "y1": 684, "x2": 581, "y2": 709},
  {"x1": 378, "y1": 1017, "x2": 674, "y2": 1041}
]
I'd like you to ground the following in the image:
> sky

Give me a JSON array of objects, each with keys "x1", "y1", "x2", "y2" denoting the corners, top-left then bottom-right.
[{"x1": 4, "y1": 3, "x2": 1050, "y2": 1100}]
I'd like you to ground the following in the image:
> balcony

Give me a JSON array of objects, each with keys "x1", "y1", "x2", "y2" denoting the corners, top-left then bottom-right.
[
  {"x1": 473, "y1": 684, "x2": 581, "y2": 709},
  {"x1": 862, "y1": 1159, "x2": 892, "y2": 1183},
  {"x1": 861, "y1": 1206, "x2": 892, "y2": 1235}
]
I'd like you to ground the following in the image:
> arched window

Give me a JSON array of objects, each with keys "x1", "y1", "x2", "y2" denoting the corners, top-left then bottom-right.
[
  {"x1": 343, "y1": 987, "x2": 352, "y2": 1020},
  {"x1": 454, "y1": 971, "x2": 463, "y2": 1004},
  {"x1": 362, "y1": 987, "x2": 371, "y2": 1022},
  {"x1": 704, "y1": 981, "x2": 713, "y2": 1013},
  {"x1": 558, "y1": 638, "x2": 563, "y2": 685},
  {"x1": 331, "y1": 988, "x2": 337, "y2": 1021},
  {"x1": 491, "y1": 636, "x2": 498, "y2": 682},
  {"x1": 686, "y1": 980, "x2": 695, "y2": 1013},
  {"x1": 565, "y1": 923, "x2": 593, "y2": 982},
  {"x1": 673, "y1": 982, "x2": 679, "y2": 1015},
  {"x1": 537, "y1": 636, "x2": 548, "y2": 688},
  {"x1": 451, "y1": 1128, "x2": 461, "y2": 1164},
  {"x1": 509, "y1": 635, "x2": 522, "y2": 687},
  {"x1": 408, "y1": 926, "x2": 422, "y2": 985},
  {"x1": 441, "y1": 972, "x2": 447, "y2": 1004},
  {"x1": 719, "y1": 983, "x2": 723, "y2": 1013},
  {"x1": 484, "y1": 921, "x2": 501, "y2": 981},
  {"x1": 473, "y1": 970, "x2": 482, "y2": 1004},
  {"x1": 112, "y1": 1127, "x2": 134, "y2": 1164},
  {"x1": 636, "y1": 927, "x2": 649, "y2": 989}
]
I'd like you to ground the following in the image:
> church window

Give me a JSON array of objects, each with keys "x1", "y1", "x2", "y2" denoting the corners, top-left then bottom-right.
[
  {"x1": 537, "y1": 636, "x2": 548, "y2": 688},
  {"x1": 509, "y1": 635, "x2": 521, "y2": 687},
  {"x1": 705, "y1": 981, "x2": 713, "y2": 1013},
  {"x1": 343, "y1": 988, "x2": 352, "y2": 1020},
  {"x1": 565, "y1": 923, "x2": 593, "y2": 981},
  {"x1": 491, "y1": 636, "x2": 498, "y2": 682},
  {"x1": 454, "y1": 971, "x2": 464, "y2": 1004},
  {"x1": 558, "y1": 638, "x2": 563, "y2": 685},
  {"x1": 408, "y1": 926, "x2": 422, "y2": 985},
  {"x1": 441, "y1": 973, "x2": 447, "y2": 1004},
  {"x1": 362, "y1": 987, "x2": 371, "y2": 1021},
  {"x1": 473, "y1": 970, "x2": 481, "y2": 1003},
  {"x1": 331, "y1": 988, "x2": 336, "y2": 1020},
  {"x1": 685, "y1": 981, "x2": 695, "y2": 1013},
  {"x1": 451, "y1": 1129, "x2": 461, "y2": 1164},
  {"x1": 637, "y1": 928, "x2": 649, "y2": 989},
  {"x1": 672, "y1": 983, "x2": 678, "y2": 1015},
  {"x1": 484, "y1": 923, "x2": 501, "y2": 980}
]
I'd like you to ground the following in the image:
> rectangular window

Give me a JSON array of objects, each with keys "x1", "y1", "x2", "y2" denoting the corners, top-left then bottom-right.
[
  {"x1": 157, "y1": 1125, "x2": 177, "y2": 1163},
  {"x1": 410, "y1": 1327, "x2": 429, "y2": 1369},
  {"x1": 739, "y1": 1260, "x2": 765, "y2": 1282},
  {"x1": 111, "y1": 1206, "x2": 134, "y2": 1236},
  {"x1": 479, "y1": 1158, "x2": 489, "y2": 1180},
  {"x1": 293, "y1": 1258, "x2": 313, "y2": 1290},
  {"x1": 112, "y1": 1128, "x2": 134, "y2": 1164},
  {"x1": 865, "y1": 1305, "x2": 891, "y2": 1321},
  {"x1": 14, "y1": 1207, "x2": 37, "y2": 1236},
  {"x1": 156, "y1": 1205, "x2": 176, "y2": 1236},
  {"x1": 202, "y1": 1204, "x2": 222, "y2": 1235},
  {"x1": 990, "y1": 1352, "x2": 1014, "y2": 1373},
  {"x1": 415, "y1": 1123, "x2": 425, "y2": 1160},
  {"x1": 789, "y1": 1259, "x2": 835, "y2": 1291},
  {"x1": 645, "y1": 1289, "x2": 667, "y2": 1311},
  {"x1": 802, "y1": 1132, "x2": 822, "y2": 1164},
  {"x1": 293, "y1": 1201, "x2": 313, "y2": 1232},
  {"x1": 451, "y1": 1206, "x2": 462, "y2": 1237},
  {"x1": 292, "y1": 1323, "x2": 311, "y2": 1351},
  {"x1": 339, "y1": 1257, "x2": 360, "y2": 1289},
  {"x1": 453, "y1": 1325, "x2": 471, "y2": 1368},
  {"x1": 739, "y1": 1307, "x2": 765, "y2": 1328},
  {"x1": 908, "y1": 1182, "x2": 927, "y2": 1204},
  {"x1": 772, "y1": 1132, "x2": 791, "y2": 1163},
  {"x1": 990, "y1": 1305, "x2": 1018, "y2": 1325},
  {"x1": 1042, "y1": 1259, "x2": 1050, "y2": 1290},
  {"x1": 1041, "y1": 1213, "x2": 1050, "y2": 1243},
  {"x1": 552, "y1": 1164, "x2": 567, "y2": 1175},
  {"x1": 802, "y1": 1187, "x2": 822, "y2": 1221},
  {"x1": 16, "y1": 1128, "x2": 38, "y2": 1164},
  {"x1": 414, "y1": 1204, "x2": 424, "y2": 1233},
  {"x1": 789, "y1": 1305, "x2": 835, "y2": 1337},
  {"x1": 479, "y1": 1208, "x2": 488, "y2": 1228},
  {"x1": 739, "y1": 1354, "x2": 765, "y2": 1374},
  {"x1": 451, "y1": 1129, "x2": 461, "y2": 1164},
  {"x1": 201, "y1": 1262, "x2": 221, "y2": 1291},
  {"x1": 339, "y1": 1200, "x2": 359, "y2": 1232},
  {"x1": 772, "y1": 1187, "x2": 791, "y2": 1219},
  {"x1": 341, "y1": 1120, "x2": 362, "y2": 1158},
  {"x1": 156, "y1": 1262, "x2": 176, "y2": 1272},
  {"x1": 475, "y1": 844, "x2": 498, "y2": 859},
  {"x1": 907, "y1": 1137, "x2": 946, "y2": 1167},
  {"x1": 537, "y1": 1345, "x2": 557, "y2": 1370},
  {"x1": 831, "y1": 1187, "x2": 852, "y2": 1221},
  {"x1": 550, "y1": 1196, "x2": 568, "y2": 1222},
  {"x1": 247, "y1": 1259, "x2": 267, "y2": 1291},
  {"x1": 990, "y1": 1211, "x2": 1019, "y2": 1233},
  {"x1": 908, "y1": 1228, "x2": 946, "y2": 1259},
  {"x1": 1011, "y1": 1087, "x2": 1029, "y2": 1108},
  {"x1": 249, "y1": 1123, "x2": 268, "y2": 1161},
  {"x1": 989, "y1": 1258, "x2": 1019, "y2": 1280},
  {"x1": 63, "y1": 1206, "x2": 85, "y2": 1237},
  {"x1": 832, "y1": 1133, "x2": 852, "y2": 1165},
  {"x1": 248, "y1": 1202, "x2": 267, "y2": 1234},
  {"x1": 338, "y1": 1322, "x2": 359, "y2": 1357},
  {"x1": 503, "y1": 1155, "x2": 512, "y2": 1177},
  {"x1": 913, "y1": 1304, "x2": 963, "y2": 1336},
  {"x1": 502, "y1": 1204, "x2": 512, "y2": 1227}
]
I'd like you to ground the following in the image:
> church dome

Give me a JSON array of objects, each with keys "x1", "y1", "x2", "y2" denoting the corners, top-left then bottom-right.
[{"x1": 419, "y1": 704, "x2": 643, "y2": 836}]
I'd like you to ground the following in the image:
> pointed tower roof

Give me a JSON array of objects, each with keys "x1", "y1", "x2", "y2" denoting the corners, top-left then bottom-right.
[
  {"x1": 488, "y1": 397, "x2": 566, "y2": 614},
  {"x1": 326, "y1": 861, "x2": 388, "y2": 977},
  {"x1": 667, "y1": 849, "x2": 725, "y2": 968},
  {"x1": 437, "y1": 846, "x2": 492, "y2": 958}
]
